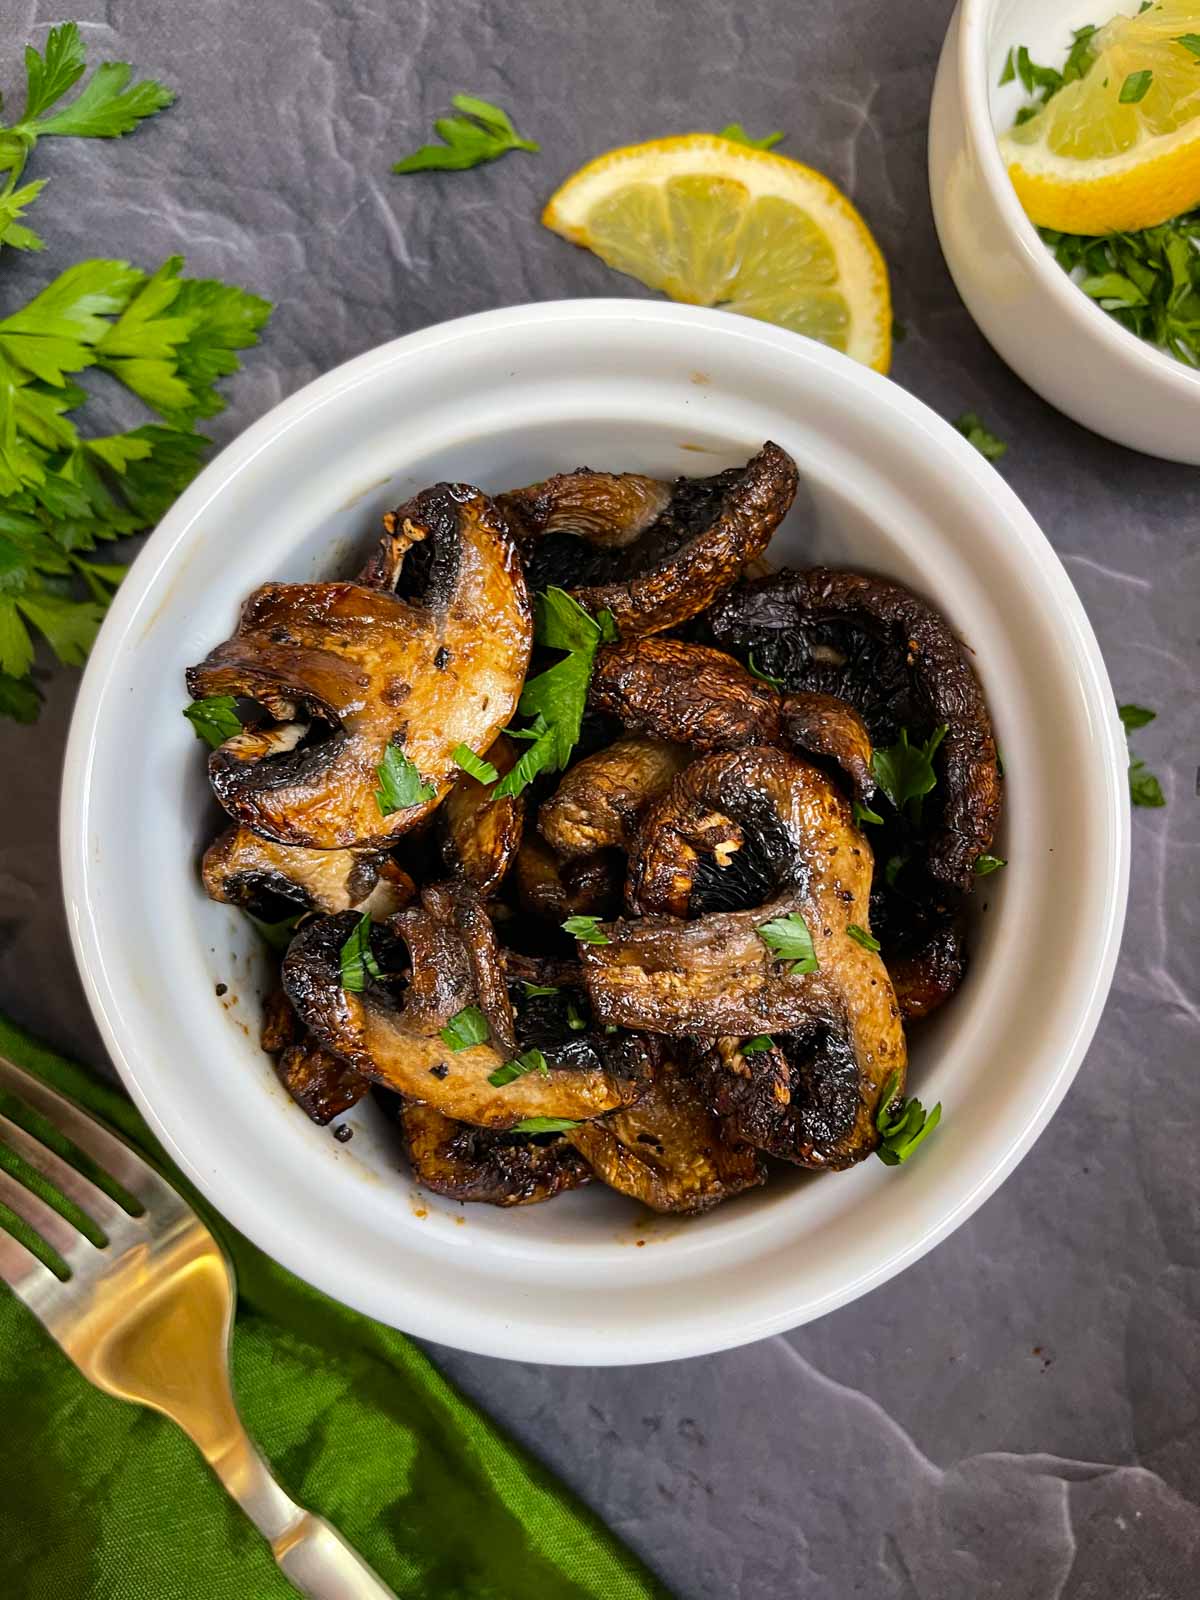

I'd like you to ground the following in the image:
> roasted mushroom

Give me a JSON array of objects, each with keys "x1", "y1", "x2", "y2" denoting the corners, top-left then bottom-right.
[
  {"x1": 538, "y1": 736, "x2": 691, "y2": 860},
  {"x1": 779, "y1": 692, "x2": 874, "y2": 804},
  {"x1": 566, "y1": 1058, "x2": 765, "y2": 1212},
  {"x1": 187, "y1": 483, "x2": 532, "y2": 849},
  {"x1": 440, "y1": 734, "x2": 524, "y2": 895},
  {"x1": 708, "y1": 567, "x2": 1000, "y2": 890},
  {"x1": 577, "y1": 748, "x2": 905, "y2": 1163},
  {"x1": 514, "y1": 834, "x2": 623, "y2": 924},
  {"x1": 589, "y1": 637, "x2": 782, "y2": 749},
  {"x1": 503, "y1": 443, "x2": 799, "y2": 635},
  {"x1": 260, "y1": 988, "x2": 370, "y2": 1125},
  {"x1": 870, "y1": 867, "x2": 967, "y2": 1022},
  {"x1": 394, "y1": 1101, "x2": 592, "y2": 1206},
  {"x1": 202, "y1": 825, "x2": 413, "y2": 919},
  {"x1": 282, "y1": 890, "x2": 651, "y2": 1129}
]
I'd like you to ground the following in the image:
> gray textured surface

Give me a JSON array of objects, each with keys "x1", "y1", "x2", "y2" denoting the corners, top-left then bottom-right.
[{"x1": 2, "y1": 1, "x2": 1198, "y2": 1596}]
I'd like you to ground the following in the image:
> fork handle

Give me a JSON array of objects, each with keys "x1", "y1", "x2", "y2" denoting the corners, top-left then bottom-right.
[{"x1": 210, "y1": 1427, "x2": 399, "y2": 1598}]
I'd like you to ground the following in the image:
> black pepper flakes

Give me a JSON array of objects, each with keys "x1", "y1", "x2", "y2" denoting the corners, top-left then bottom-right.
[
  {"x1": 429, "y1": 1062, "x2": 450, "y2": 1080},
  {"x1": 333, "y1": 1124, "x2": 353, "y2": 1144},
  {"x1": 214, "y1": 982, "x2": 228, "y2": 997}
]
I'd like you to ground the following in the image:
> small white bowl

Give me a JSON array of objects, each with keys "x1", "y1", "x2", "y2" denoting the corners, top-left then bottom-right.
[
  {"x1": 929, "y1": 0, "x2": 1200, "y2": 463},
  {"x1": 61, "y1": 301, "x2": 1129, "y2": 1364}
]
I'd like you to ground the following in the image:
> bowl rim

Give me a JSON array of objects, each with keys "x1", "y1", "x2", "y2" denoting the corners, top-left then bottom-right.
[
  {"x1": 60, "y1": 299, "x2": 1131, "y2": 1362},
  {"x1": 958, "y1": 0, "x2": 1200, "y2": 398}
]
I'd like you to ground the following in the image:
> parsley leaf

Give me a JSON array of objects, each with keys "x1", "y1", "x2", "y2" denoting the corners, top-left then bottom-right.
[
  {"x1": 565, "y1": 995, "x2": 588, "y2": 1031},
  {"x1": 563, "y1": 914, "x2": 611, "y2": 946},
  {"x1": 875, "y1": 1071, "x2": 941, "y2": 1166},
  {"x1": 183, "y1": 694, "x2": 242, "y2": 748},
  {"x1": 741, "y1": 1035, "x2": 774, "y2": 1055},
  {"x1": 1119, "y1": 69, "x2": 1153, "y2": 104},
  {"x1": 852, "y1": 800, "x2": 884, "y2": 827},
  {"x1": 519, "y1": 981, "x2": 560, "y2": 998},
  {"x1": 440, "y1": 1005, "x2": 490, "y2": 1052},
  {"x1": 375, "y1": 743, "x2": 436, "y2": 815},
  {"x1": 1119, "y1": 702, "x2": 1165, "y2": 807},
  {"x1": 495, "y1": 589, "x2": 611, "y2": 797},
  {"x1": 488, "y1": 1048, "x2": 551, "y2": 1088},
  {"x1": 747, "y1": 651, "x2": 784, "y2": 690},
  {"x1": 718, "y1": 123, "x2": 784, "y2": 150},
  {"x1": 1119, "y1": 703, "x2": 1156, "y2": 733},
  {"x1": 871, "y1": 725, "x2": 947, "y2": 820},
  {"x1": 1177, "y1": 34, "x2": 1200, "y2": 59},
  {"x1": 451, "y1": 743, "x2": 499, "y2": 785},
  {"x1": 338, "y1": 913, "x2": 383, "y2": 992},
  {"x1": 392, "y1": 94, "x2": 538, "y2": 174},
  {"x1": 756, "y1": 911, "x2": 818, "y2": 975},
  {"x1": 953, "y1": 411, "x2": 1008, "y2": 461},
  {"x1": 974, "y1": 853, "x2": 1007, "y2": 876},
  {"x1": 846, "y1": 924, "x2": 881, "y2": 952},
  {"x1": 511, "y1": 1116, "x2": 578, "y2": 1134}
]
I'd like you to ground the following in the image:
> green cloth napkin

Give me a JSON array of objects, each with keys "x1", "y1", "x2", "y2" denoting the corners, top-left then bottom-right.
[{"x1": 0, "y1": 1015, "x2": 668, "y2": 1600}]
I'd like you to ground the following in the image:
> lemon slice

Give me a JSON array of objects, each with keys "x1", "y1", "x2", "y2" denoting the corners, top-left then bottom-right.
[
  {"x1": 542, "y1": 134, "x2": 892, "y2": 371},
  {"x1": 1000, "y1": 1, "x2": 1200, "y2": 233}
]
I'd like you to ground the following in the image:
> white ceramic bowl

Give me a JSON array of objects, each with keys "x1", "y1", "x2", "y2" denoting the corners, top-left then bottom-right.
[
  {"x1": 62, "y1": 301, "x2": 1129, "y2": 1364},
  {"x1": 929, "y1": 0, "x2": 1200, "y2": 463}
]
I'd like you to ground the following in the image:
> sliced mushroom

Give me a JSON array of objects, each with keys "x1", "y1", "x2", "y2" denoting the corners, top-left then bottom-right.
[
  {"x1": 260, "y1": 988, "x2": 370, "y2": 1125},
  {"x1": 566, "y1": 1058, "x2": 765, "y2": 1212},
  {"x1": 708, "y1": 567, "x2": 1000, "y2": 890},
  {"x1": 589, "y1": 637, "x2": 782, "y2": 749},
  {"x1": 440, "y1": 734, "x2": 524, "y2": 895},
  {"x1": 780, "y1": 693, "x2": 874, "y2": 804},
  {"x1": 577, "y1": 748, "x2": 905, "y2": 1159},
  {"x1": 186, "y1": 483, "x2": 532, "y2": 849},
  {"x1": 202, "y1": 825, "x2": 413, "y2": 919},
  {"x1": 870, "y1": 866, "x2": 968, "y2": 1022},
  {"x1": 504, "y1": 443, "x2": 799, "y2": 635},
  {"x1": 394, "y1": 1101, "x2": 592, "y2": 1206},
  {"x1": 281, "y1": 893, "x2": 650, "y2": 1129},
  {"x1": 698, "y1": 1026, "x2": 868, "y2": 1170},
  {"x1": 538, "y1": 736, "x2": 691, "y2": 860},
  {"x1": 514, "y1": 835, "x2": 623, "y2": 924}
]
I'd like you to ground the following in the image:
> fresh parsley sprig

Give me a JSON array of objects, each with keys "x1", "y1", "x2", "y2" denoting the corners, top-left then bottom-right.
[
  {"x1": 183, "y1": 694, "x2": 242, "y2": 748},
  {"x1": 392, "y1": 94, "x2": 538, "y2": 175},
  {"x1": 0, "y1": 23, "x2": 175, "y2": 253},
  {"x1": 875, "y1": 1070, "x2": 941, "y2": 1166},
  {"x1": 338, "y1": 913, "x2": 383, "y2": 993},
  {"x1": 756, "y1": 911, "x2": 818, "y2": 975},
  {"x1": 494, "y1": 588, "x2": 616, "y2": 798},
  {"x1": 871, "y1": 725, "x2": 947, "y2": 822}
]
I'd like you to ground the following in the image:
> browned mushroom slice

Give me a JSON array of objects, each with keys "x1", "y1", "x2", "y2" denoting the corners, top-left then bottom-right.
[
  {"x1": 260, "y1": 988, "x2": 370, "y2": 1125},
  {"x1": 505, "y1": 443, "x2": 799, "y2": 635},
  {"x1": 578, "y1": 748, "x2": 905, "y2": 1161},
  {"x1": 282, "y1": 897, "x2": 649, "y2": 1130},
  {"x1": 186, "y1": 483, "x2": 532, "y2": 849},
  {"x1": 566, "y1": 1060, "x2": 764, "y2": 1213},
  {"x1": 202, "y1": 825, "x2": 413, "y2": 919},
  {"x1": 708, "y1": 567, "x2": 1000, "y2": 890},
  {"x1": 515, "y1": 834, "x2": 623, "y2": 923},
  {"x1": 538, "y1": 736, "x2": 691, "y2": 860},
  {"x1": 870, "y1": 876, "x2": 967, "y2": 1022},
  {"x1": 589, "y1": 637, "x2": 782, "y2": 749},
  {"x1": 780, "y1": 693, "x2": 874, "y2": 804},
  {"x1": 396, "y1": 1101, "x2": 592, "y2": 1206},
  {"x1": 440, "y1": 735, "x2": 524, "y2": 895}
]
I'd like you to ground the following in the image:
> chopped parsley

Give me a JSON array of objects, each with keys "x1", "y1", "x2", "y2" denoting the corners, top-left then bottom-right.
[
  {"x1": 565, "y1": 996, "x2": 588, "y2": 1031},
  {"x1": 1119, "y1": 703, "x2": 1165, "y2": 807},
  {"x1": 562, "y1": 914, "x2": 611, "y2": 946},
  {"x1": 741, "y1": 1035, "x2": 774, "y2": 1055},
  {"x1": 487, "y1": 1048, "x2": 550, "y2": 1088},
  {"x1": 1119, "y1": 69, "x2": 1153, "y2": 104},
  {"x1": 846, "y1": 924, "x2": 881, "y2": 952},
  {"x1": 451, "y1": 744, "x2": 499, "y2": 785},
  {"x1": 374, "y1": 743, "x2": 436, "y2": 815},
  {"x1": 852, "y1": 800, "x2": 884, "y2": 827},
  {"x1": 875, "y1": 1071, "x2": 942, "y2": 1166},
  {"x1": 495, "y1": 588, "x2": 613, "y2": 798},
  {"x1": 717, "y1": 123, "x2": 784, "y2": 150},
  {"x1": 391, "y1": 94, "x2": 538, "y2": 174},
  {"x1": 439, "y1": 1005, "x2": 490, "y2": 1053},
  {"x1": 974, "y1": 854, "x2": 1007, "y2": 876},
  {"x1": 183, "y1": 695, "x2": 242, "y2": 749},
  {"x1": 756, "y1": 911, "x2": 818, "y2": 975},
  {"x1": 338, "y1": 913, "x2": 382, "y2": 993},
  {"x1": 511, "y1": 1116, "x2": 578, "y2": 1134},
  {"x1": 953, "y1": 412, "x2": 1008, "y2": 461},
  {"x1": 519, "y1": 981, "x2": 559, "y2": 998},
  {"x1": 871, "y1": 725, "x2": 947, "y2": 821},
  {"x1": 747, "y1": 651, "x2": 784, "y2": 690}
]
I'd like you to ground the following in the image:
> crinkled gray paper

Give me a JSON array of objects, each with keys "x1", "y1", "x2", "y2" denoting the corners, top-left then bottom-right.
[{"x1": 1, "y1": 1, "x2": 1196, "y2": 1594}]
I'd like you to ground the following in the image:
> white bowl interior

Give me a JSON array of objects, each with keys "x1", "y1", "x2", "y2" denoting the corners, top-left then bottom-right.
[{"x1": 63, "y1": 303, "x2": 1128, "y2": 1361}]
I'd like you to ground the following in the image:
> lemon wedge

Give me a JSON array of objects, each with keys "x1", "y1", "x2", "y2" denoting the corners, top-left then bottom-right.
[
  {"x1": 542, "y1": 134, "x2": 892, "y2": 371},
  {"x1": 1001, "y1": 2, "x2": 1200, "y2": 233}
]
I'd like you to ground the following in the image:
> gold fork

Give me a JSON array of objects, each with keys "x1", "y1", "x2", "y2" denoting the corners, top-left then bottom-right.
[{"x1": 0, "y1": 1053, "x2": 397, "y2": 1599}]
